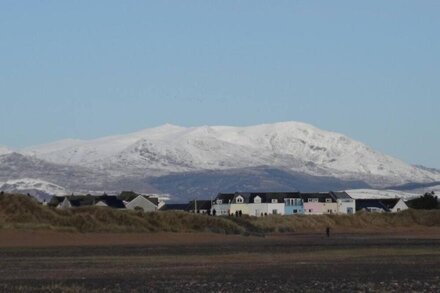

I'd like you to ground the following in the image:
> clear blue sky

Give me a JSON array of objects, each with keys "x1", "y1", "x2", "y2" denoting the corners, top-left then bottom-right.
[{"x1": 0, "y1": 1, "x2": 439, "y2": 168}]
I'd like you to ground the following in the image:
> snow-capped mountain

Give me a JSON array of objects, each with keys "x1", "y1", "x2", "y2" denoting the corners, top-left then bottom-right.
[
  {"x1": 0, "y1": 146, "x2": 12, "y2": 156},
  {"x1": 22, "y1": 122, "x2": 440, "y2": 187},
  {"x1": 0, "y1": 178, "x2": 68, "y2": 202},
  {"x1": 345, "y1": 189, "x2": 419, "y2": 200}
]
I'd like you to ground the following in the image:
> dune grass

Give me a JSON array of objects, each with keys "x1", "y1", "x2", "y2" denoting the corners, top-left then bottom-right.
[{"x1": 1, "y1": 194, "x2": 440, "y2": 234}]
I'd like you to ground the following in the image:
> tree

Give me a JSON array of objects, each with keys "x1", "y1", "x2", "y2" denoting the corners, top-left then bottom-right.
[{"x1": 407, "y1": 192, "x2": 439, "y2": 210}]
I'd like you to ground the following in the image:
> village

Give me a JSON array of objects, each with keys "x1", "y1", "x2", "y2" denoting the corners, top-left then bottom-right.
[{"x1": 48, "y1": 190, "x2": 409, "y2": 216}]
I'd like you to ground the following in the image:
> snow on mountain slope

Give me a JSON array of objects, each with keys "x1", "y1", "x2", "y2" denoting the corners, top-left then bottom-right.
[
  {"x1": 22, "y1": 122, "x2": 440, "y2": 186},
  {"x1": 0, "y1": 146, "x2": 12, "y2": 156},
  {"x1": 0, "y1": 178, "x2": 68, "y2": 196},
  {"x1": 346, "y1": 189, "x2": 419, "y2": 200}
]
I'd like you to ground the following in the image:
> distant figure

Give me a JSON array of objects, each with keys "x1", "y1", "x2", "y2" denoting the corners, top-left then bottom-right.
[
  {"x1": 326, "y1": 227, "x2": 331, "y2": 238},
  {"x1": 212, "y1": 209, "x2": 216, "y2": 216},
  {"x1": 235, "y1": 211, "x2": 239, "y2": 217},
  {"x1": 239, "y1": 210, "x2": 242, "y2": 217}
]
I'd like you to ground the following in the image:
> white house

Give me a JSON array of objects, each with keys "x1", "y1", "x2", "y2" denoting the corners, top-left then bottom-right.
[
  {"x1": 125, "y1": 195, "x2": 159, "y2": 212},
  {"x1": 212, "y1": 193, "x2": 234, "y2": 216},
  {"x1": 381, "y1": 198, "x2": 409, "y2": 213},
  {"x1": 57, "y1": 197, "x2": 72, "y2": 209},
  {"x1": 331, "y1": 192, "x2": 356, "y2": 214}
]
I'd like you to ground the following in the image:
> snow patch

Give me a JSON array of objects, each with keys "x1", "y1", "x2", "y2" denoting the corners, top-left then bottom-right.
[
  {"x1": 346, "y1": 189, "x2": 419, "y2": 200},
  {"x1": 21, "y1": 121, "x2": 440, "y2": 187}
]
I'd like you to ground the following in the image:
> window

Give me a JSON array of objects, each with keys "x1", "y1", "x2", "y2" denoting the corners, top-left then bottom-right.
[
  {"x1": 216, "y1": 199, "x2": 222, "y2": 204},
  {"x1": 236, "y1": 196, "x2": 243, "y2": 203},
  {"x1": 347, "y1": 207, "x2": 353, "y2": 214},
  {"x1": 308, "y1": 198, "x2": 318, "y2": 203},
  {"x1": 272, "y1": 199, "x2": 278, "y2": 203},
  {"x1": 272, "y1": 209, "x2": 278, "y2": 215},
  {"x1": 293, "y1": 209, "x2": 297, "y2": 214},
  {"x1": 326, "y1": 198, "x2": 332, "y2": 203},
  {"x1": 254, "y1": 196, "x2": 261, "y2": 204},
  {"x1": 309, "y1": 209, "x2": 312, "y2": 213},
  {"x1": 327, "y1": 209, "x2": 333, "y2": 214}
]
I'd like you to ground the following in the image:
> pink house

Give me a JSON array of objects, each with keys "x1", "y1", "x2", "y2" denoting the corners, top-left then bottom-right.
[{"x1": 303, "y1": 201, "x2": 322, "y2": 214}]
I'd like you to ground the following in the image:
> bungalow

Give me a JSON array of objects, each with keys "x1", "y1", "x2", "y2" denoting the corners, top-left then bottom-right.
[
  {"x1": 54, "y1": 196, "x2": 95, "y2": 209},
  {"x1": 302, "y1": 193, "x2": 338, "y2": 215},
  {"x1": 380, "y1": 198, "x2": 408, "y2": 213},
  {"x1": 125, "y1": 195, "x2": 160, "y2": 212},
  {"x1": 95, "y1": 196, "x2": 125, "y2": 209},
  {"x1": 356, "y1": 199, "x2": 390, "y2": 213},
  {"x1": 356, "y1": 198, "x2": 409, "y2": 213}
]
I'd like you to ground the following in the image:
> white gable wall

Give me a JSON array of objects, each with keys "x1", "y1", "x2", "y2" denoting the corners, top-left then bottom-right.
[
  {"x1": 126, "y1": 195, "x2": 158, "y2": 212},
  {"x1": 391, "y1": 199, "x2": 408, "y2": 213},
  {"x1": 57, "y1": 198, "x2": 71, "y2": 209},
  {"x1": 95, "y1": 201, "x2": 108, "y2": 207}
]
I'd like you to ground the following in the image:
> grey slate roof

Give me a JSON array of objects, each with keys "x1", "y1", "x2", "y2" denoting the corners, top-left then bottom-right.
[
  {"x1": 187, "y1": 200, "x2": 212, "y2": 211},
  {"x1": 355, "y1": 199, "x2": 390, "y2": 212},
  {"x1": 160, "y1": 204, "x2": 188, "y2": 211},
  {"x1": 300, "y1": 193, "x2": 336, "y2": 203},
  {"x1": 330, "y1": 191, "x2": 353, "y2": 200}
]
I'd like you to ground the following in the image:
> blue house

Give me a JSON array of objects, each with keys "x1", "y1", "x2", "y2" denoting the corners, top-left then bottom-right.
[{"x1": 284, "y1": 192, "x2": 304, "y2": 215}]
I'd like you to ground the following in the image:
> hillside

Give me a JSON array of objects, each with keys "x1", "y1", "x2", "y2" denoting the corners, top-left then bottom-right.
[
  {"x1": 1, "y1": 194, "x2": 440, "y2": 235},
  {"x1": 22, "y1": 122, "x2": 440, "y2": 187},
  {"x1": 1, "y1": 122, "x2": 440, "y2": 200}
]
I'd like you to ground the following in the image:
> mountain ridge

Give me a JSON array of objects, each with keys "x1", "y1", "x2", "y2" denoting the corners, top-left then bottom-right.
[
  {"x1": 1, "y1": 121, "x2": 439, "y2": 200},
  {"x1": 20, "y1": 121, "x2": 440, "y2": 187}
]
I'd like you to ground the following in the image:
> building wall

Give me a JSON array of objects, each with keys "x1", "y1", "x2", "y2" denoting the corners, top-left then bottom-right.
[
  {"x1": 248, "y1": 203, "x2": 269, "y2": 217},
  {"x1": 391, "y1": 200, "x2": 409, "y2": 213},
  {"x1": 337, "y1": 199, "x2": 356, "y2": 214},
  {"x1": 303, "y1": 202, "x2": 323, "y2": 215},
  {"x1": 321, "y1": 202, "x2": 338, "y2": 214},
  {"x1": 285, "y1": 205, "x2": 304, "y2": 215},
  {"x1": 126, "y1": 196, "x2": 157, "y2": 212},
  {"x1": 95, "y1": 201, "x2": 108, "y2": 207},
  {"x1": 57, "y1": 198, "x2": 71, "y2": 209},
  {"x1": 284, "y1": 198, "x2": 304, "y2": 215},
  {"x1": 267, "y1": 203, "x2": 285, "y2": 215},
  {"x1": 211, "y1": 203, "x2": 231, "y2": 216},
  {"x1": 229, "y1": 203, "x2": 250, "y2": 215}
]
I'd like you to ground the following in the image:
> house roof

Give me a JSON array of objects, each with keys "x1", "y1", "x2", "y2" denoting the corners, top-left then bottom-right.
[
  {"x1": 97, "y1": 196, "x2": 125, "y2": 209},
  {"x1": 215, "y1": 193, "x2": 235, "y2": 203},
  {"x1": 377, "y1": 198, "x2": 401, "y2": 209},
  {"x1": 160, "y1": 204, "x2": 188, "y2": 211},
  {"x1": 226, "y1": 192, "x2": 301, "y2": 203},
  {"x1": 330, "y1": 191, "x2": 353, "y2": 200},
  {"x1": 355, "y1": 199, "x2": 390, "y2": 212},
  {"x1": 144, "y1": 196, "x2": 159, "y2": 206},
  {"x1": 300, "y1": 193, "x2": 336, "y2": 203},
  {"x1": 187, "y1": 200, "x2": 212, "y2": 211}
]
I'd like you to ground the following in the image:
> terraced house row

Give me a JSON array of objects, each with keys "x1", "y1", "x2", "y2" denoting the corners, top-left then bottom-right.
[{"x1": 211, "y1": 192, "x2": 357, "y2": 217}]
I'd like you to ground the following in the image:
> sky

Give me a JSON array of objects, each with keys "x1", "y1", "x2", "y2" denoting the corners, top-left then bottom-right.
[{"x1": 0, "y1": 1, "x2": 439, "y2": 168}]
